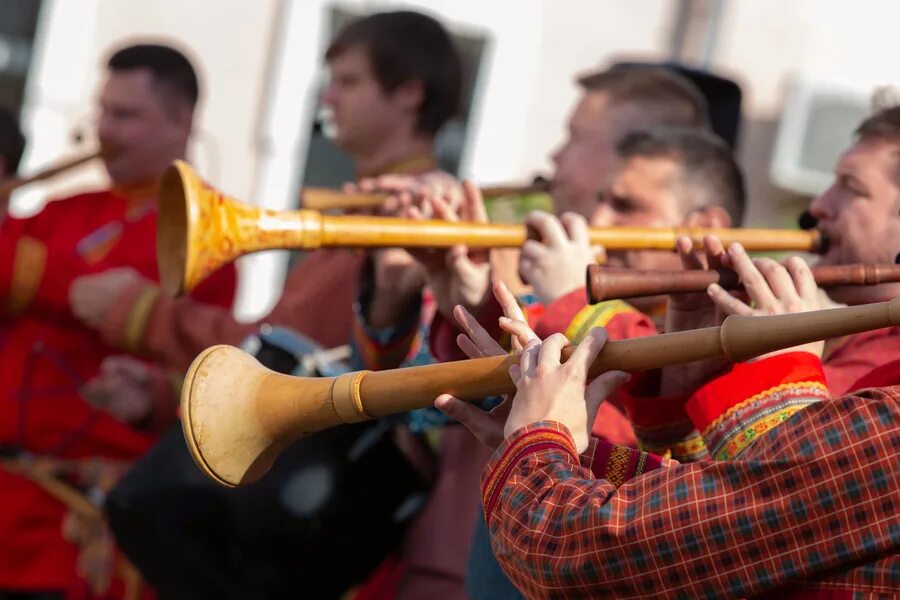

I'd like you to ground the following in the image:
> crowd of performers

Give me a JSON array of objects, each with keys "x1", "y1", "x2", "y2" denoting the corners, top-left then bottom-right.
[{"x1": 0, "y1": 8, "x2": 898, "y2": 600}]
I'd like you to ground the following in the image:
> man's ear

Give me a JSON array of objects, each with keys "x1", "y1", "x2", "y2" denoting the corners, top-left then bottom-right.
[
  {"x1": 392, "y1": 78, "x2": 425, "y2": 114},
  {"x1": 684, "y1": 205, "x2": 732, "y2": 228}
]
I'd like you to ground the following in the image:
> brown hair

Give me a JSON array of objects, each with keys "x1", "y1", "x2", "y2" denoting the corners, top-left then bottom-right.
[
  {"x1": 577, "y1": 65, "x2": 710, "y2": 129},
  {"x1": 107, "y1": 43, "x2": 200, "y2": 111},
  {"x1": 326, "y1": 11, "x2": 462, "y2": 136},
  {"x1": 856, "y1": 106, "x2": 900, "y2": 186},
  {"x1": 617, "y1": 127, "x2": 745, "y2": 224}
]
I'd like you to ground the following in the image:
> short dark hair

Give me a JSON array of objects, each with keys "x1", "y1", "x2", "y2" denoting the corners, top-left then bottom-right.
[
  {"x1": 617, "y1": 127, "x2": 745, "y2": 224},
  {"x1": 0, "y1": 107, "x2": 25, "y2": 175},
  {"x1": 856, "y1": 106, "x2": 900, "y2": 186},
  {"x1": 107, "y1": 43, "x2": 200, "y2": 109},
  {"x1": 325, "y1": 11, "x2": 462, "y2": 136},
  {"x1": 578, "y1": 65, "x2": 710, "y2": 130}
]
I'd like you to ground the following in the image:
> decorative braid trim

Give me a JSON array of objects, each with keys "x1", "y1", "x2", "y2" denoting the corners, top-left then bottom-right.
[{"x1": 482, "y1": 428, "x2": 578, "y2": 523}]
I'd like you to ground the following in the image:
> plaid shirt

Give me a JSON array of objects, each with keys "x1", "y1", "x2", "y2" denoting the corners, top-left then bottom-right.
[{"x1": 481, "y1": 386, "x2": 900, "y2": 599}]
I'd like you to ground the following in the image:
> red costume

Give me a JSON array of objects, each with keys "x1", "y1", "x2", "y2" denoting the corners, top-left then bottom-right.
[{"x1": 0, "y1": 185, "x2": 236, "y2": 593}]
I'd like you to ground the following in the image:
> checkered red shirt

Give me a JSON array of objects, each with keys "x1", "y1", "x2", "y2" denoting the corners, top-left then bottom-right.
[{"x1": 482, "y1": 387, "x2": 900, "y2": 598}]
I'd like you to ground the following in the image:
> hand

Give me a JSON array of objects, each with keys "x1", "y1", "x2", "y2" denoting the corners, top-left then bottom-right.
[
  {"x1": 407, "y1": 181, "x2": 492, "y2": 319},
  {"x1": 519, "y1": 211, "x2": 603, "y2": 305},
  {"x1": 434, "y1": 281, "x2": 537, "y2": 450},
  {"x1": 366, "y1": 248, "x2": 426, "y2": 329},
  {"x1": 79, "y1": 356, "x2": 164, "y2": 425},
  {"x1": 505, "y1": 329, "x2": 631, "y2": 453},
  {"x1": 69, "y1": 268, "x2": 146, "y2": 329},
  {"x1": 352, "y1": 171, "x2": 465, "y2": 216},
  {"x1": 709, "y1": 243, "x2": 823, "y2": 360},
  {"x1": 659, "y1": 235, "x2": 731, "y2": 396}
]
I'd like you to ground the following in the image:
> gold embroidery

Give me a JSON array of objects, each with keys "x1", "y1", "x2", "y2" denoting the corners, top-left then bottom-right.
[
  {"x1": 7, "y1": 236, "x2": 47, "y2": 314},
  {"x1": 702, "y1": 381, "x2": 829, "y2": 437},
  {"x1": 122, "y1": 286, "x2": 161, "y2": 353},
  {"x1": 605, "y1": 444, "x2": 632, "y2": 488},
  {"x1": 714, "y1": 404, "x2": 812, "y2": 460}
]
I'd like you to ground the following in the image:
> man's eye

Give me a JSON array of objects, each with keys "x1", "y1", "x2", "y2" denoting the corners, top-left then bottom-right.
[{"x1": 610, "y1": 196, "x2": 636, "y2": 213}]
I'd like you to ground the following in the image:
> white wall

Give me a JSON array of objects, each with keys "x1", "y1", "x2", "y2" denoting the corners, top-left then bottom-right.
[{"x1": 15, "y1": 0, "x2": 279, "y2": 214}]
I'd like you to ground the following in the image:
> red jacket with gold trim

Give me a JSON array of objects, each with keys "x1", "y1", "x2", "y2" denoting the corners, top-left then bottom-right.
[{"x1": 0, "y1": 189, "x2": 236, "y2": 590}]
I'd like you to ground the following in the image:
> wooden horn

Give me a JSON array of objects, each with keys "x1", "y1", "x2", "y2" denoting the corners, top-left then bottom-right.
[
  {"x1": 300, "y1": 179, "x2": 552, "y2": 211},
  {"x1": 182, "y1": 298, "x2": 900, "y2": 487},
  {"x1": 587, "y1": 263, "x2": 900, "y2": 303},
  {"x1": 158, "y1": 160, "x2": 825, "y2": 296},
  {"x1": 0, "y1": 150, "x2": 102, "y2": 197}
]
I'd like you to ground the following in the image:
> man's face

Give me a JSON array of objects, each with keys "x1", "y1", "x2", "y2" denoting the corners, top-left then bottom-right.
[
  {"x1": 596, "y1": 155, "x2": 686, "y2": 272},
  {"x1": 97, "y1": 69, "x2": 190, "y2": 185},
  {"x1": 809, "y1": 138, "x2": 900, "y2": 302},
  {"x1": 551, "y1": 92, "x2": 621, "y2": 219},
  {"x1": 321, "y1": 47, "x2": 411, "y2": 156}
]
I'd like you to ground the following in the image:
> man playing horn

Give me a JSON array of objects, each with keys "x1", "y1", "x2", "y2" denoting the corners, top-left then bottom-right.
[
  {"x1": 350, "y1": 67, "x2": 735, "y2": 599},
  {"x1": 0, "y1": 44, "x2": 236, "y2": 598},
  {"x1": 442, "y1": 108, "x2": 900, "y2": 600},
  {"x1": 444, "y1": 270, "x2": 899, "y2": 598},
  {"x1": 65, "y1": 10, "x2": 466, "y2": 599}
]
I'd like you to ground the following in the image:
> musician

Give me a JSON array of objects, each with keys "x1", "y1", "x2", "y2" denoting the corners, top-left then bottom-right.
[
  {"x1": 68, "y1": 9, "x2": 462, "y2": 364},
  {"x1": 64, "y1": 11, "x2": 464, "y2": 599},
  {"x1": 442, "y1": 268, "x2": 899, "y2": 598},
  {"x1": 349, "y1": 68, "x2": 725, "y2": 600},
  {"x1": 0, "y1": 44, "x2": 236, "y2": 598},
  {"x1": 660, "y1": 105, "x2": 900, "y2": 413}
]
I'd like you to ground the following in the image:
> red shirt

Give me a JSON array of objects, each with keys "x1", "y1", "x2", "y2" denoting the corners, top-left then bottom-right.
[{"x1": 0, "y1": 188, "x2": 236, "y2": 590}]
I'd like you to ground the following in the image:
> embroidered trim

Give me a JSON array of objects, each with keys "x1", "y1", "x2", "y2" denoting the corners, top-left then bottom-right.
[
  {"x1": 713, "y1": 404, "x2": 814, "y2": 460},
  {"x1": 482, "y1": 428, "x2": 577, "y2": 523},
  {"x1": 122, "y1": 286, "x2": 161, "y2": 353},
  {"x1": 634, "y1": 450, "x2": 648, "y2": 478},
  {"x1": 7, "y1": 236, "x2": 47, "y2": 314},
  {"x1": 605, "y1": 444, "x2": 632, "y2": 487},
  {"x1": 634, "y1": 420, "x2": 709, "y2": 462},
  {"x1": 702, "y1": 381, "x2": 829, "y2": 460},
  {"x1": 565, "y1": 300, "x2": 634, "y2": 343},
  {"x1": 704, "y1": 380, "x2": 828, "y2": 433},
  {"x1": 666, "y1": 431, "x2": 710, "y2": 462}
]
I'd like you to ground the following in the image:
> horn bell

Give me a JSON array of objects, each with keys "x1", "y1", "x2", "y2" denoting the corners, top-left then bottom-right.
[{"x1": 181, "y1": 344, "x2": 340, "y2": 487}]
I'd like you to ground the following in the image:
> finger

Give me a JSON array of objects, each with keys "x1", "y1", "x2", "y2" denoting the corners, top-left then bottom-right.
[
  {"x1": 508, "y1": 364, "x2": 522, "y2": 386},
  {"x1": 525, "y1": 211, "x2": 568, "y2": 247},
  {"x1": 494, "y1": 280, "x2": 527, "y2": 322},
  {"x1": 537, "y1": 333, "x2": 568, "y2": 370},
  {"x1": 499, "y1": 316, "x2": 538, "y2": 353},
  {"x1": 753, "y1": 257, "x2": 800, "y2": 303},
  {"x1": 567, "y1": 327, "x2": 608, "y2": 378},
  {"x1": 520, "y1": 239, "x2": 548, "y2": 261},
  {"x1": 728, "y1": 243, "x2": 777, "y2": 307},
  {"x1": 457, "y1": 334, "x2": 484, "y2": 359},
  {"x1": 585, "y1": 371, "x2": 631, "y2": 425},
  {"x1": 785, "y1": 256, "x2": 818, "y2": 302},
  {"x1": 430, "y1": 194, "x2": 458, "y2": 223},
  {"x1": 703, "y1": 235, "x2": 727, "y2": 271},
  {"x1": 676, "y1": 236, "x2": 705, "y2": 271},
  {"x1": 559, "y1": 212, "x2": 590, "y2": 246},
  {"x1": 520, "y1": 339, "x2": 541, "y2": 377},
  {"x1": 434, "y1": 395, "x2": 501, "y2": 446},
  {"x1": 461, "y1": 180, "x2": 489, "y2": 224},
  {"x1": 453, "y1": 305, "x2": 505, "y2": 356},
  {"x1": 707, "y1": 283, "x2": 755, "y2": 316}
]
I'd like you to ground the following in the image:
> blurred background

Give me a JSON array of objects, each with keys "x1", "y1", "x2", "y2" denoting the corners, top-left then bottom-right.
[{"x1": 3, "y1": 0, "x2": 897, "y2": 319}]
